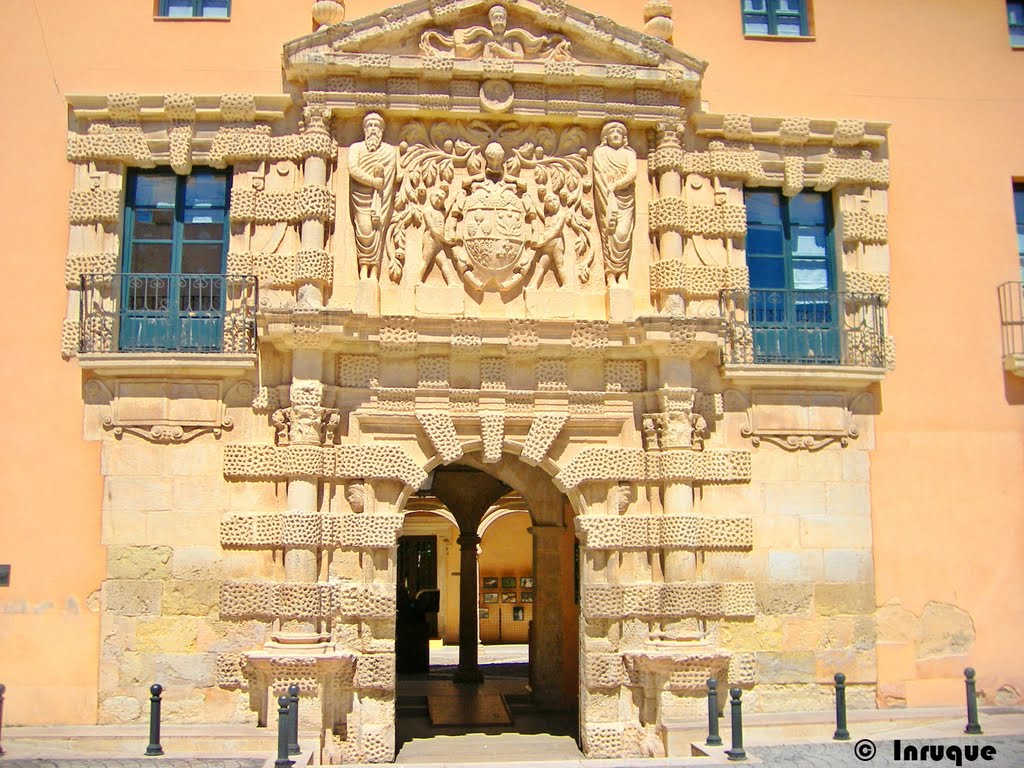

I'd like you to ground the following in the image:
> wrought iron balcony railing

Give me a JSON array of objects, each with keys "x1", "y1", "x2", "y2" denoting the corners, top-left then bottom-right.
[
  {"x1": 720, "y1": 288, "x2": 887, "y2": 367},
  {"x1": 79, "y1": 273, "x2": 258, "y2": 354},
  {"x1": 998, "y1": 281, "x2": 1024, "y2": 360}
]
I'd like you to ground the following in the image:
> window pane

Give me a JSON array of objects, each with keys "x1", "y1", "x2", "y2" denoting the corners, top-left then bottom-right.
[
  {"x1": 179, "y1": 274, "x2": 223, "y2": 312},
  {"x1": 743, "y1": 14, "x2": 770, "y2": 34},
  {"x1": 181, "y1": 243, "x2": 224, "y2": 274},
  {"x1": 746, "y1": 191, "x2": 783, "y2": 224},
  {"x1": 134, "y1": 175, "x2": 176, "y2": 208},
  {"x1": 185, "y1": 174, "x2": 228, "y2": 208},
  {"x1": 747, "y1": 225, "x2": 785, "y2": 256},
  {"x1": 792, "y1": 259, "x2": 830, "y2": 290},
  {"x1": 164, "y1": 0, "x2": 196, "y2": 17},
  {"x1": 130, "y1": 243, "x2": 173, "y2": 273},
  {"x1": 133, "y1": 208, "x2": 174, "y2": 241},
  {"x1": 200, "y1": 0, "x2": 230, "y2": 18},
  {"x1": 776, "y1": 18, "x2": 803, "y2": 35},
  {"x1": 126, "y1": 275, "x2": 170, "y2": 312},
  {"x1": 774, "y1": 0, "x2": 802, "y2": 11},
  {"x1": 788, "y1": 193, "x2": 827, "y2": 225},
  {"x1": 1009, "y1": 2, "x2": 1024, "y2": 25},
  {"x1": 749, "y1": 257, "x2": 787, "y2": 289},
  {"x1": 790, "y1": 226, "x2": 828, "y2": 257},
  {"x1": 183, "y1": 209, "x2": 226, "y2": 241},
  {"x1": 744, "y1": 0, "x2": 767, "y2": 10}
]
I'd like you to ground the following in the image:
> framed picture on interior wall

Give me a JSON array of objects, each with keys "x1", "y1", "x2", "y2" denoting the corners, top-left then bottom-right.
[
  {"x1": 502, "y1": 592, "x2": 517, "y2": 603},
  {"x1": 482, "y1": 577, "x2": 498, "y2": 589},
  {"x1": 501, "y1": 577, "x2": 516, "y2": 589},
  {"x1": 512, "y1": 607, "x2": 524, "y2": 621},
  {"x1": 479, "y1": 608, "x2": 490, "y2": 620},
  {"x1": 483, "y1": 592, "x2": 498, "y2": 604},
  {"x1": 520, "y1": 591, "x2": 533, "y2": 603},
  {"x1": 520, "y1": 576, "x2": 533, "y2": 589}
]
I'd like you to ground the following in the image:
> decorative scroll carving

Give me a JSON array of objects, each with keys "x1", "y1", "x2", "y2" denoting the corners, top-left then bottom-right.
[
  {"x1": 419, "y1": 4, "x2": 572, "y2": 62},
  {"x1": 593, "y1": 122, "x2": 637, "y2": 285},
  {"x1": 728, "y1": 390, "x2": 872, "y2": 450},
  {"x1": 350, "y1": 113, "x2": 400, "y2": 280},
  {"x1": 582, "y1": 582, "x2": 756, "y2": 619},
  {"x1": 575, "y1": 515, "x2": 753, "y2": 551},
  {"x1": 85, "y1": 379, "x2": 236, "y2": 444}
]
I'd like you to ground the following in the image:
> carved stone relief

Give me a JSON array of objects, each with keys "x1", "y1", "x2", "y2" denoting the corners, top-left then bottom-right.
[{"x1": 726, "y1": 390, "x2": 873, "y2": 450}]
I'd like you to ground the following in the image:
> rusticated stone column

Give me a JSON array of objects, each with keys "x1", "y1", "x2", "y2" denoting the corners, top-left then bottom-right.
[
  {"x1": 455, "y1": 532, "x2": 483, "y2": 683},
  {"x1": 530, "y1": 523, "x2": 566, "y2": 709},
  {"x1": 655, "y1": 123, "x2": 684, "y2": 264},
  {"x1": 297, "y1": 102, "x2": 332, "y2": 308}
]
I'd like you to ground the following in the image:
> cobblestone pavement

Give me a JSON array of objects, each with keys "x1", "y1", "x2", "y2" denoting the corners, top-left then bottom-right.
[
  {"x1": 752, "y1": 735, "x2": 1024, "y2": 767},
  {"x1": 0, "y1": 760, "x2": 265, "y2": 768}
]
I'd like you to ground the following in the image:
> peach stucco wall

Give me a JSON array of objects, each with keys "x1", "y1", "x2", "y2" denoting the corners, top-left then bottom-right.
[{"x1": 1, "y1": 0, "x2": 1022, "y2": 722}]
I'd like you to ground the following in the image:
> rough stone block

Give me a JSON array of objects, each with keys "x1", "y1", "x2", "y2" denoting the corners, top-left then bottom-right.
[
  {"x1": 753, "y1": 515, "x2": 800, "y2": 549},
  {"x1": 103, "y1": 476, "x2": 173, "y2": 513},
  {"x1": 781, "y1": 617, "x2": 825, "y2": 650},
  {"x1": 876, "y1": 600, "x2": 918, "y2": 643},
  {"x1": 755, "y1": 651, "x2": 816, "y2": 684},
  {"x1": 823, "y1": 549, "x2": 873, "y2": 582},
  {"x1": 106, "y1": 546, "x2": 173, "y2": 580},
  {"x1": 105, "y1": 580, "x2": 162, "y2": 616},
  {"x1": 797, "y1": 450, "x2": 844, "y2": 482},
  {"x1": 163, "y1": 580, "x2": 220, "y2": 616},
  {"x1": 99, "y1": 695, "x2": 143, "y2": 723},
  {"x1": 101, "y1": 441, "x2": 165, "y2": 476},
  {"x1": 165, "y1": 443, "x2": 222, "y2": 477},
  {"x1": 136, "y1": 616, "x2": 199, "y2": 653},
  {"x1": 825, "y1": 483, "x2": 871, "y2": 516},
  {"x1": 766, "y1": 551, "x2": 822, "y2": 582},
  {"x1": 842, "y1": 452, "x2": 870, "y2": 483},
  {"x1": 155, "y1": 652, "x2": 217, "y2": 688},
  {"x1": 146, "y1": 509, "x2": 220, "y2": 547},
  {"x1": 171, "y1": 547, "x2": 224, "y2": 581},
  {"x1": 799, "y1": 516, "x2": 872, "y2": 549},
  {"x1": 763, "y1": 483, "x2": 826, "y2": 516},
  {"x1": 813, "y1": 583, "x2": 876, "y2": 616},
  {"x1": 917, "y1": 601, "x2": 975, "y2": 657},
  {"x1": 815, "y1": 648, "x2": 877, "y2": 683}
]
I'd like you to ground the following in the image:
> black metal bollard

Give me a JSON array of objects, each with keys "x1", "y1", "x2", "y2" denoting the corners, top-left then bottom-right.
[
  {"x1": 725, "y1": 687, "x2": 747, "y2": 761},
  {"x1": 965, "y1": 668, "x2": 983, "y2": 735},
  {"x1": 706, "y1": 678, "x2": 723, "y2": 746},
  {"x1": 287, "y1": 684, "x2": 301, "y2": 756},
  {"x1": 275, "y1": 695, "x2": 294, "y2": 768},
  {"x1": 145, "y1": 684, "x2": 164, "y2": 756},
  {"x1": 833, "y1": 672, "x2": 850, "y2": 740},
  {"x1": 0, "y1": 682, "x2": 6, "y2": 756}
]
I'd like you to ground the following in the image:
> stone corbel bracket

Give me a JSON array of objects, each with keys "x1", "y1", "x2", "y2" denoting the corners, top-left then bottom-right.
[
  {"x1": 85, "y1": 379, "x2": 250, "y2": 444},
  {"x1": 727, "y1": 390, "x2": 874, "y2": 451}
]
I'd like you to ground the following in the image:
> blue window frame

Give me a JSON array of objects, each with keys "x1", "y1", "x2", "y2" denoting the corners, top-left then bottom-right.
[
  {"x1": 1010, "y1": 2, "x2": 1024, "y2": 46},
  {"x1": 745, "y1": 189, "x2": 838, "y2": 363},
  {"x1": 742, "y1": 0, "x2": 809, "y2": 36},
  {"x1": 1015, "y1": 183, "x2": 1024, "y2": 281},
  {"x1": 120, "y1": 169, "x2": 231, "y2": 352},
  {"x1": 158, "y1": 0, "x2": 230, "y2": 18}
]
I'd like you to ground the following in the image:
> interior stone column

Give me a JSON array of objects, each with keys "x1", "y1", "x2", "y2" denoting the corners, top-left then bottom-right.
[
  {"x1": 530, "y1": 523, "x2": 566, "y2": 709},
  {"x1": 454, "y1": 532, "x2": 483, "y2": 683}
]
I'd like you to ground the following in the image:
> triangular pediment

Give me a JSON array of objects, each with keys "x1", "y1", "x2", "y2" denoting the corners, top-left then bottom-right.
[{"x1": 284, "y1": 0, "x2": 706, "y2": 98}]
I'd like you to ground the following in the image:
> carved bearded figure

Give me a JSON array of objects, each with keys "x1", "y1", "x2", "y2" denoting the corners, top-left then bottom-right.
[
  {"x1": 593, "y1": 121, "x2": 638, "y2": 285},
  {"x1": 420, "y1": 4, "x2": 571, "y2": 61},
  {"x1": 349, "y1": 113, "x2": 398, "y2": 279}
]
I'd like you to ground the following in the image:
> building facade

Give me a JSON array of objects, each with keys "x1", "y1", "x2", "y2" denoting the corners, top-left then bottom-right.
[{"x1": 1, "y1": 0, "x2": 1023, "y2": 762}]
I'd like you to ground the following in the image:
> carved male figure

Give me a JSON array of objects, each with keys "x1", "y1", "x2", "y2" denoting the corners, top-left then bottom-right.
[
  {"x1": 349, "y1": 113, "x2": 398, "y2": 280},
  {"x1": 593, "y1": 121, "x2": 638, "y2": 286},
  {"x1": 420, "y1": 3, "x2": 571, "y2": 61},
  {"x1": 529, "y1": 191, "x2": 570, "y2": 288}
]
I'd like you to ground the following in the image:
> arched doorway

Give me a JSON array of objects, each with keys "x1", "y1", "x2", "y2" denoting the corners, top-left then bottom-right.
[{"x1": 392, "y1": 454, "x2": 580, "y2": 755}]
